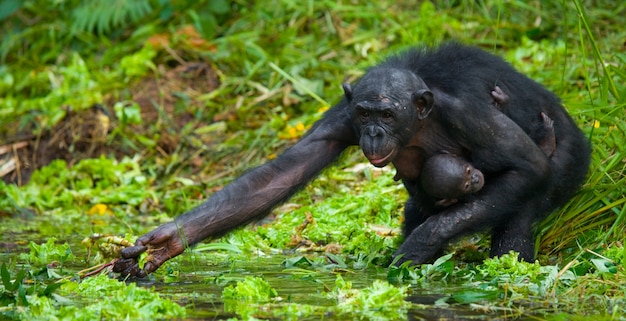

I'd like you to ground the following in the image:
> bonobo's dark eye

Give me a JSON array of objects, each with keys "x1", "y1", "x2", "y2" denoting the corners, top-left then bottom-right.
[
  {"x1": 464, "y1": 182, "x2": 471, "y2": 191},
  {"x1": 382, "y1": 112, "x2": 393, "y2": 119},
  {"x1": 359, "y1": 110, "x2": 370, "y2": 118},
  {"x1": 466, "y1": 166, "x2": 471, "y2": 175}
]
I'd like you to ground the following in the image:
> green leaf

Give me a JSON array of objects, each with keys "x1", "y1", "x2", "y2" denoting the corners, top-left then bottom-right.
[
  {"x1": 222, "y1": 276, "x2": 278, "y2": 302},
  {"x1": 283, "y1": 256, "x2": 313, "y2": 268},
  {"x1": 325, "y1": 253, "x2": 348, "y2": 268},
  {"x1": 114, "y1": 101, "x2": 143, "y2": 126},
  {"x1": 17, "y1": 283, "x2": 27, "y2": 306},
  {"x1": 0, "y1": 262, "x2": 11, "y2": 289},
  {"x1": 431, "y1": 253, "x2": 454, "y2": 270},
  {"x1": 42, "y1": 282, "x2": 66, "y2": 296},
  {"x1": 193, "y1": 242, "x2": 242, "y2": 253},
  {"x1": 0, "y1": 0, "x2": 23, "y2": 21},
  {"x1": 452, "y1": 289, "x2": 499, "y2": 304},
  {"x1": 590, "y1": 258, "x2": 616, "y2": 274},
  {"x1": 208, "y1": 0, "x2": 230, "y2": 15},
  {"x1": 1, "y1": 263, "x2": 27, "y2": 292}
]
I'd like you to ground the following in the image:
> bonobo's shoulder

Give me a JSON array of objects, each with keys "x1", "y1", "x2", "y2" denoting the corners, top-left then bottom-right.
[{"x1": 306, "y1": 100, "x2": 358, "y2": 144}]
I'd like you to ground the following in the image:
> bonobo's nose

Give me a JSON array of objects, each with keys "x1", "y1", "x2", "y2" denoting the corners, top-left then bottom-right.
[
  {"x1": 365, "y1": 126, "x2": 384, "y2": 137},
  {"x1": 472, "y1": 173, "x2": 481, "y2": 184}
]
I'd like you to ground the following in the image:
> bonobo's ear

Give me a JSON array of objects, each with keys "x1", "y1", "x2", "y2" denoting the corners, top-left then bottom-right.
[
  {"x1": 342, "y1": 83, "x2": 353, "y2": 102},
  {"x1": 412, "y1": 89, "x2": 434, "y2": 120}
]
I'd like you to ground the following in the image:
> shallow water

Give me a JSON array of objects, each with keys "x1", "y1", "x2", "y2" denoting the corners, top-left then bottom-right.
[
  {"x1": 126, "y1": 255, "x2": 545, "y2": 320},
  {"x1": 0, "y1": 231, "x2": 584, "y2": 320}
]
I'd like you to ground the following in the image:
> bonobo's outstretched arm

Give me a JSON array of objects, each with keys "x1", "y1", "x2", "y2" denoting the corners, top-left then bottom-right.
[
  {"x1": 396, "y1": 92, "x2": 551, "y2": 264},
  {"x1": 114, "y1": 102, "x2": 356, "y2": 277}
]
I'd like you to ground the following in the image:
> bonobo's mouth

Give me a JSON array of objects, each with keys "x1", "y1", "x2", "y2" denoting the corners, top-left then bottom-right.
[{"x1": 367, "y1": 149, "x2": 397, "y2": 167}]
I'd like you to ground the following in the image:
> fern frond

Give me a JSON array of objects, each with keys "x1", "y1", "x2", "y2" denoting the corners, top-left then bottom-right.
[{"x1": 71, "y1": 0, "x2": 152, "y2": 35}]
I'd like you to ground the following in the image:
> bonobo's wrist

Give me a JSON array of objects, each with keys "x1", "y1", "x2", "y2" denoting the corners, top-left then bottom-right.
[{"x1": 170, "y1": 212, "x2": 211, "y2": 247}]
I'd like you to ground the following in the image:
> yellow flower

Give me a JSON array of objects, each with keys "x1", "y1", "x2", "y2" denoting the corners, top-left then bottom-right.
[
  {"x1": 278, "y1": 122, "x2": 308, "y2": 140},
  {"x1": 87, "y1": 204, "x2": 111, "y2": 216}
]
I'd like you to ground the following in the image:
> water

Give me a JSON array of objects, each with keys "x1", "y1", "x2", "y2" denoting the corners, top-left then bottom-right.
[
  {"x1": 128, "y1": 255, "x2": 540, "y2": 320},
  {"x1": 0, "y1": 229, "x2": 590, "y2": 320}
]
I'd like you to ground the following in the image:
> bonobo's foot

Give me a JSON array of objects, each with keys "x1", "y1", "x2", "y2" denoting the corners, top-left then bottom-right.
[
  {"x1": 540, "y1": 112, "x2": 554, "y2": 129},
  {"x1": 490, "y1": 235, "x2": 535, "y2": 263},
  {"x1": 113, "y1": 222, "x2": 186, "y2": 277},
  {"x1": 491, "y1": 85, "x2": 509, "y2": 109}
]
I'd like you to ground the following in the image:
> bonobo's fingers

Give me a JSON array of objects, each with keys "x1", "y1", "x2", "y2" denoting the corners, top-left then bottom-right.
[
  {"x1": 121, "y1": 259, "x2": 141, "y2": 276},
  {"x1": 112, "y1": 257, "x2": 140, "y2": 276},
  {"x1": 143, "y1": 261, "x2": 158, "y2": 275},
  {"x1": 112, "y1": 258, "x2": 132, "y2": 272},
  {"x1": 113, "y1": 244, "x2": 147, "y2": 277},
  {"x1": 120, "y1": 245, "x2": 147, "y2": 259}
]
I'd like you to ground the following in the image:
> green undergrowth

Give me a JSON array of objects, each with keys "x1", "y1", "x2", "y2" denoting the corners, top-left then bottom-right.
[
  {"x1": 399, "y1": 250, "x2": 626, "y2": 318},
  {"x1": 1, "y1": 157, "x2": 154, "y2": 211}
]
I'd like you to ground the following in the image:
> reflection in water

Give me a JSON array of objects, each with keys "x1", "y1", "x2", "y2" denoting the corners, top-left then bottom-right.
[{"x1": 132, "y1": 255, "x2": 532, "y2": 320}]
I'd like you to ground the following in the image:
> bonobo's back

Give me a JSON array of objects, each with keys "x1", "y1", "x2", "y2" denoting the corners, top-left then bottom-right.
[{"x1": 382, "y1": 42, "x2": 557, "y2": 109}]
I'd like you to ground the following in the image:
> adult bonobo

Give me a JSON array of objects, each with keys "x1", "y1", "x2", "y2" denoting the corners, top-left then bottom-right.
[{"x1": 114, "y1": 42, "x2": 590, "y2": 277}]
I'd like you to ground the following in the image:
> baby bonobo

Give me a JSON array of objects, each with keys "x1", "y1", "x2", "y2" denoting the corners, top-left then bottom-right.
[{"x1": 421, "y1": 87, "x2": 556, "y2": 207}]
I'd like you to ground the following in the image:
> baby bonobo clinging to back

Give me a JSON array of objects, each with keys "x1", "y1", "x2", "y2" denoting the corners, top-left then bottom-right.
[{"x1": 421, "y1": 86, "x2": 556, "y2": 207}]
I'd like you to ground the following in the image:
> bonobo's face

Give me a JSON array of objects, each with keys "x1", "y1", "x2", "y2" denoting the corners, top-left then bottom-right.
[
  {"x1": 426, "y1": 155, "x2": 485, "y2": 199},
  {"x1": 452, "y1": 161, "x2": 484, "y2": 196},
  {"x1": 343, "y1": 68, "x2": 433, "y2": 167}
]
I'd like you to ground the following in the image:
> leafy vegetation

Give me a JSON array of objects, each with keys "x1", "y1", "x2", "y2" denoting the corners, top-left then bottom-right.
[
  {"x1": 24, "y1": 275, "x2": 186, "y2": 320},
  {"x1": 331, "y1": 275, "x2": 410, "y2": 320},
  {"x1": 1, "y1": 0, "x2": 625, "y2": 319}
]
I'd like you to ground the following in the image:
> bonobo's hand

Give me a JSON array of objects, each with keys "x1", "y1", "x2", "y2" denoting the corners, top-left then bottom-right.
[
  {"x1": 393, "y1": 217, "x2": 446, "y2": 266},
  {"x1": 113, "y1": 222, "x2": 186, "y2": 277},
  {"x1": 393, "y1": 239, "x2": 438, "y2": 267}
]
